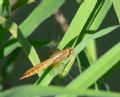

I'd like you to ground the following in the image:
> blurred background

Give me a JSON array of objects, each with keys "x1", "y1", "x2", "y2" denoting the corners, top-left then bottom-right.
[{"x1": 0, "y1": 0, "x2": 120, "y2": 92}]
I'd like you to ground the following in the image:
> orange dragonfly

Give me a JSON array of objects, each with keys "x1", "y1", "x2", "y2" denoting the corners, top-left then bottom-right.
[{"x1": 20, "y1": 48, "x2": 73, "y2": 80}]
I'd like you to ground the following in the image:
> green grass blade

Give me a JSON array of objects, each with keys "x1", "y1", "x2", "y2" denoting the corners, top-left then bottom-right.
[
  {"x1": 0, "y1": 39, "x2": 49, "y2": 58},
  {"x1": 74, "y1": 25, "x2": 120, "y2": 55},
  {"x1": 85, "y1": 1, "x2": 113, "y2": 89},
  {"x1": 85, "y1": 41, "x2": 97, "y2": 63},
  {"x1": 35, "y1": 57, "x2": 73, "y2": 85},
  {"x1": 61, "y1": 25, "x2": 120, "y2": 77},
  {"x1": 60, "y1": 0, "x2": 113, "y2": 78},
  {"x1": 112, "y1": 0, "x2": 120, "y2": 23},
  {"x1": 76, "y1": 55, "x2": 82, "y2": 73},
  {"x1": 89, "y1": 0, "x2": 112, "y2": 30},
  {"x1": 0, "y1": 41, "x2": 20, "y2": 58},
  {"x1": 0, "y1": 0, "x2": 3, "y2": 5},
  {"x1": 58, "y1": 0, "x2": 97, "y2": 50},
  {"x1": 0, "y1": 0, "x2": 3, "y2": 15},
  {"x1": 2, "y1": 85, "x2": 120, "y2": 97},
  {"x1": 86, "y1": 0, "x2": 112, "y2": 64},
  {"x1": 19, "y1": 0, "x2": 65, "y2": 37},
  {"x1": 36, "y1": 25, "x2": 120, "y2": 85},
  {"x1": 1, "y1": 0, "x2": 10, "y2": 18},
  {"x1": 23, "y1": 0, "x2": 96, "y2": 85},
  {"x1": 0, "y1": 16, "x2": 40, "y2": 65},
  {"x1": 67, "y1": 42, "x2": 120, "y2": 89},
  {"x1": 1, "y1": 0, "x2": 65, "y2": 57}
]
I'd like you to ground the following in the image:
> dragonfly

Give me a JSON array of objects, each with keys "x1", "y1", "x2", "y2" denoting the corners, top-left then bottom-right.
[{"x1": 20, "y1": 48, "x2": 73, "y2": 80}]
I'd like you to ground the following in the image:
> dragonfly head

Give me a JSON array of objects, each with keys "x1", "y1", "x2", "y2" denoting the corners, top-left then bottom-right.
[{"x1": 65, "y1": 48, "x2": 74, "y2": 57}]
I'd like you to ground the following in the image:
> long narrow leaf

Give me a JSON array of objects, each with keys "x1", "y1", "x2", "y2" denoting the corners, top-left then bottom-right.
[
  {"x1": 86, "y1": 0, "x2": 112, "y2": 63},
  {"x1": 74, "y1": 25, "x2": 120, "y2": 55},
  {"x1": 2, "y1": 85, "x2": 120, "y2": 97},
  {"x1": 1, "y1": 0, "x2": 65, "y2": 57},
  {"x1": 67, "y1": 42, "x2": 120, "y2": 89},
  {"x1": 0, "y1": 16, "x2": 40, "y2": 66},
  {"x1": 58, "y1": 0, "x2": 113, "y2": 79},
  {"x1": 36, "y1": 25, "x2": 120, "y2": 85},
  {"x1": 58, "y1": 0, "x2": 97, "y2": 50},
  {"x1": 112, "y1": 0, "x2": 120, "y2": 23}
]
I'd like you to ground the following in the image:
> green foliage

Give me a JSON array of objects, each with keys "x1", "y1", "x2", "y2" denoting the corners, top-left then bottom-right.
[
  {"x1": 0, "y1": 0, "x2": 120, "y2": 97},
  {"x1": 2, "y1": 85, "x2": 120, "y2": 97},
  {"x1": 112, "y1": 0, "x2": 120, "y2": 22}
]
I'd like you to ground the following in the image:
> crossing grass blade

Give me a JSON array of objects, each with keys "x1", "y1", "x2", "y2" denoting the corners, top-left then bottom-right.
[
  {"x1": 74, "y1": 25, "x2": 120, "y2": 55},
  {"x1": 2, "y1": 85, "x2": 120, "y2": 97},
  {"x1": 86, "y1": 0, "x2": 112, "y2": 64},
  {"x1": 35, "y1": 25, "x2": 120, "y2": 85},
  {"x1": 60, "y1": 0, "x2": 113, "y2": 77},
  {"x1": 19, "y1": 0, "x2": 65, "y2": 37},
  {"x1": 112, "y1": 0, "x2": 120, "y2": 23},
  {"x1": 35, "y1": 0, "x2": 97, "y2": 85},
  {"x1": 0, "y1": 39, "x2": 49, "y2": 58},
  {"x1": 89, "y1": 0, "x2": 112, "y2": 30},
  {"x1": 0, "y1": 0, "x2": 65, "y2": 57},
  {"x1": 67, "y1": 42, "x2": 120, "y2": 89},
  {"x1": 34, "y1": 0, "x2": 119, "y2": 85},
  {"x1": 57, "y1": 41, "x2": 120, "y2": 97},
  {"x1": 0, "y1": 16, "x2": 40, "y2": 66},
  {"x1": 58, "y1": 0, "x2": 97, "y2": 50}
]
